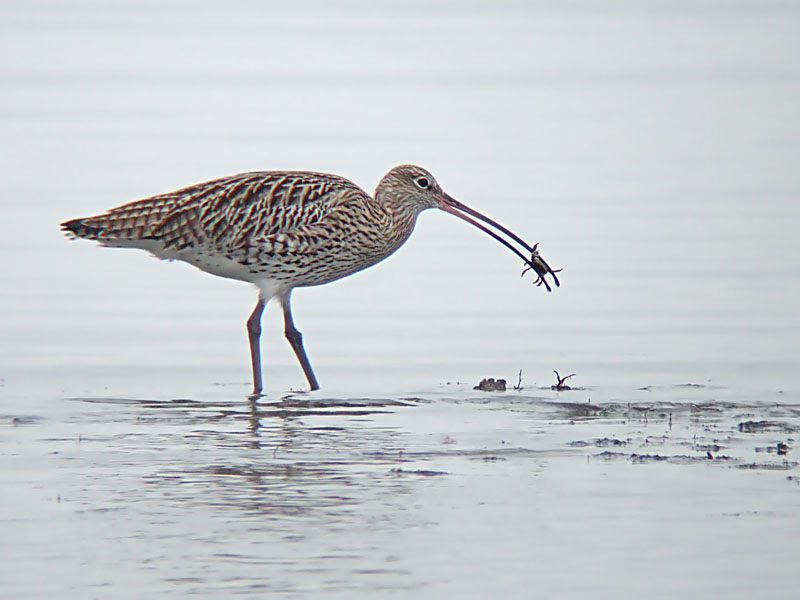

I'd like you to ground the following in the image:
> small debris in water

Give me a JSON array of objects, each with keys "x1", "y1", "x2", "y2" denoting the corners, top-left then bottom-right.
[
  {"x1": 474, "y1": 378, "x2": 507, "y2": 392},
  {"x1": 696, "y1": 443, "x2": 722, "y2": 453},
  {"x1": 391, "y1": 468, "x2": 448, "y2": 477},
  {"x1": 568, "y1": 437, "x2": 628, "y2": 448},
  {"x1": 551, "y1": 370, "x2": 576, "y2": 391},
  {"x1": 738, "y1": 462, "x2": 798, "y2": 471},
  {"x1": 738, "y1": 421, "x2": 800, "y2": 433},
  {"x1": 513, "y1": 369, "x2": 524, "y2": 391}
]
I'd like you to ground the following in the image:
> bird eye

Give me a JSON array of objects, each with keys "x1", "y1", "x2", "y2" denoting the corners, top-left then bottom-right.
[{"x1": 415, "y1": 177, "x2": 429, "y2": 189}]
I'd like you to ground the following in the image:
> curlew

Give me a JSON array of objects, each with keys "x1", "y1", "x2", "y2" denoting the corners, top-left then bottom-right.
[{"x1": 61, "y1": 165, "x2": 560, "y2": 394}]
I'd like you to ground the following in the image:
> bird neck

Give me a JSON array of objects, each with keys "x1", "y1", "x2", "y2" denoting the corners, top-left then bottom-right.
[
  {"x1": 377, "y1": 187, "x2": 421, "y2": 221},
  {"x1": 369, "y1": 192, "x2": 420, "y2": 251}
]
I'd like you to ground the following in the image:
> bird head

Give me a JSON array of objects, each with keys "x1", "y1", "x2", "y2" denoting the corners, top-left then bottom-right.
[
  {"x1": 376, "y1": 164, "x2": 561, "y2": 291},
  {"x1": 375, "y1": 164, "x2": 446, "y2": 213}
]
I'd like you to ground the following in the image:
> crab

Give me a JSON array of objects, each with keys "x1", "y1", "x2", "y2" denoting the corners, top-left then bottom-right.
[{"x1": 521, "y1": 242, "x2": 562, "y2": 292}]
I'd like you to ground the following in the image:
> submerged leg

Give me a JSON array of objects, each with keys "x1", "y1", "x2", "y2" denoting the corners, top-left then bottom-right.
[
  {"x1": 246, "y1": 298, "x2": 266, "y2": 395},
  {"x1": 280, "y1": 292, "x2": 320, "y2": 391}
]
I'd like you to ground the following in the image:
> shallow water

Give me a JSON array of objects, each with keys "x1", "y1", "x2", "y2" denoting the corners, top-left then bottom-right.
[
  {"x1": 1, "y1": 1, "x2": 800, "y2": 598},
  {"x1": 3, "y1": 381, "x2": 799, "y2": 598}
]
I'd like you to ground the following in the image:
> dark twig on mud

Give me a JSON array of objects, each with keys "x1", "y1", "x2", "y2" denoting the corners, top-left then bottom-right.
[
  {"x1": 513, "y1": 369, "x2": 524, "y2": 391},
  {"x1": 551, "y1": 370, "x2": 576, "y2": 391}
]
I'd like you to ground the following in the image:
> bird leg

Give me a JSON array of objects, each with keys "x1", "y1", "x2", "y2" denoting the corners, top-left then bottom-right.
[
  {"x1": 280, "y1": 293, "x2": 320, "y2": 391},
  {"x1": 246, "y1": 298, "x2": 266, "y2": 395}
]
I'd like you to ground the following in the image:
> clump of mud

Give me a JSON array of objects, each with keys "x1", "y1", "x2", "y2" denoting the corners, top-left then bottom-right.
[{"x1": 474, "y1": 378, "x2": 507, "y2": 392}]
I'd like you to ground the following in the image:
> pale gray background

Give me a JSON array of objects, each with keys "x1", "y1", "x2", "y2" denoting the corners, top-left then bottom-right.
[
  {"x1": 1, "y1": 1, "x2": 799, "y2": 598},
  {"x1": 2, "y1": 1, "x2": 797, "y2": 394}
]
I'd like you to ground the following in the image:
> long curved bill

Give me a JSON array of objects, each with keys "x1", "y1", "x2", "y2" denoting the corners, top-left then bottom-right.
[{"x1": 438, "y1": 192, "x2": 561, "y2": 292}]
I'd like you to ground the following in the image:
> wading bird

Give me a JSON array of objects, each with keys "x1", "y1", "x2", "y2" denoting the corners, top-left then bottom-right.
[{"x1": 62, "y1": 165, "x2": 560, "y2": 394}]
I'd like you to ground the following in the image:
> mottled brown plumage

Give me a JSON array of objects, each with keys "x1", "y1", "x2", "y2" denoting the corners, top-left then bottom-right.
[{"x1": 62, "y1": 164, "x2": 560, "y2": 394}]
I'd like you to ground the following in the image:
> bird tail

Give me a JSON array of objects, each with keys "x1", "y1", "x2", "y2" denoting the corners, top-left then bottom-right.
[
  {"x1": 61, "y1": 217, "x2": 102, "y2": 241},
  {"x1": 60, "y1": 189, "x2": 188, "y2": 245},
  {"x1": 60, "y1": 211, "x2": 162, "y2": 250}
]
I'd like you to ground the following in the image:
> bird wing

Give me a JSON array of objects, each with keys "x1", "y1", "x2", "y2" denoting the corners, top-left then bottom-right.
[{"x1": 71, "y1": 171, "x2": 368, "y2": 251}]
